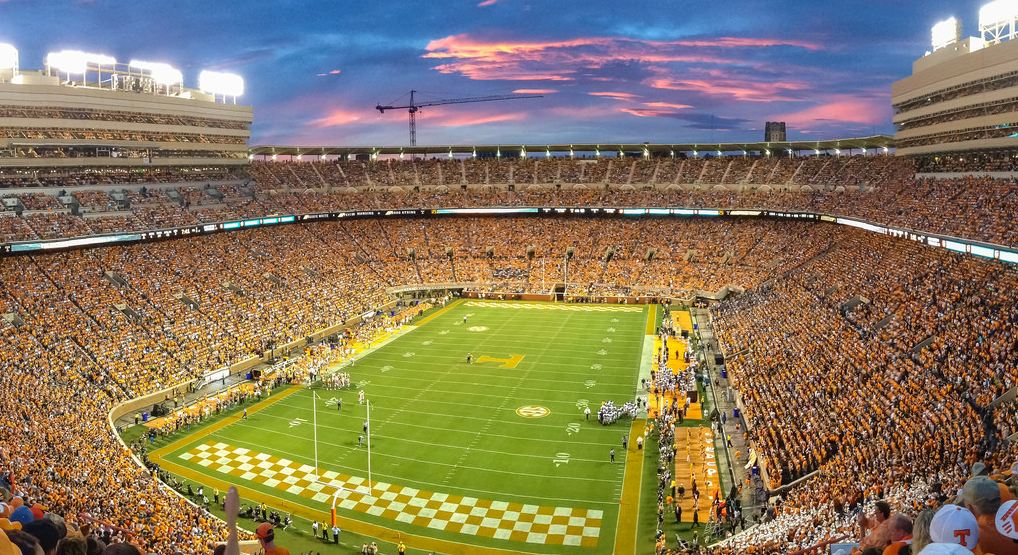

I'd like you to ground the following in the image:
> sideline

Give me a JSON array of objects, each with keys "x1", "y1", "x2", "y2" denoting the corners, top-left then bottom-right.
[
  {"x1": 614, "y1": 417, "x2": 646, "y2": 554},
  {"x1": 614, "y1": 303, "x2": 657, "y2": 552},
  {"x1": 645, "y1": 303, "x2": 658, "y2": 335},
  {"x1": 413, "y1": 297, "x2": 464, "y2": 327},
  {"x1": 150, "y1": 385, "x2": 304, "y2": 461}
]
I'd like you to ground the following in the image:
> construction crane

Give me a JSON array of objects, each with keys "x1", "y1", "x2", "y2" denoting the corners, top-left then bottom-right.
[{"x1": 376, "y1": 90, "x2": 542, "y2": 146}]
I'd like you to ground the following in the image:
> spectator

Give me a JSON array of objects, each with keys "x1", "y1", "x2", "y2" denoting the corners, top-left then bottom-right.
[
  {"x1": 255, "y1": 523, "x2": 288, "y2": 555},
  {"x1": 961, "y1": 476, "x2": 1015, "y2": 555}
]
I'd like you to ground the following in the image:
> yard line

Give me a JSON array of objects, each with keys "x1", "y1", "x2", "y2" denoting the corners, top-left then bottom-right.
[
  {"x1": 235, "y1": 412, "x2": 613, "y2": 463},
  {"x1": 368, "y1": 306, "x2": 533, "y2": 440},
  {"x1": 348, "y1": 355, "x2": 642, "y2": 379},
  {"x1": 353, "y1": 372, "x2": 636, "y2": 395},
  {"x1": 263, "y1": 398, "x2": 617, "y2": 446},
  {"x1": 204, "y1": 431, "x2": 620, "y2": 503},
  {"x1": 275, "y1": 395, "x2": 630, "y2": 427},
  {"x1": 439, "y1": 309, "x2": 577, "y2": 487},
  {"x1": 379, "y1": 339, "x2": 645, "y2": 353},
  {"x1": 350, "y1": 367, "x2": 636, "y2": 388},
  {"x1": 311, "y1": 379, "x2": 626, "y2": 406}
]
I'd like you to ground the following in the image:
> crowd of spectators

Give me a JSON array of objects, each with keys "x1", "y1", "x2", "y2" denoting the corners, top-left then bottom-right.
[
  {"x1": 704, "y1": 228, "x2": 1018, "y2": 553},
  {"x1": 1, "y1": 155, "x2": 1015, "y2": 251},
  {"x1": 1, "y1": 155, "x2": 1017, "y2": 554},
  {"x1": 0, "y1": 106, "x2": 249, "y2": 130}
]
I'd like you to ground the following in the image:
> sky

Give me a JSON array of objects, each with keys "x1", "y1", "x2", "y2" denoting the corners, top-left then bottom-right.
[{"x1": 0, "y1": 0, "x2": 991, "y2": 146}]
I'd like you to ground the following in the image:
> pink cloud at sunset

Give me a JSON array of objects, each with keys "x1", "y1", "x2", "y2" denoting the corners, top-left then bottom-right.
[
  {"x1": 425, "y1": 107, "x2": 527, "y2": 127},
  {"x1": 422, "y1": 33, "x2": 821, "y2": 82},
  {"x1": 646, "y1": 77, "x2": 810, "y2": 102},
  {"x1": 642, "y1": 101, "x2": 693, "y2": 110},
  {"x1": 513, "y1": 88, "x2": 558, "y2": 94},
  {"x1": 311, "y1": 108, "x2": 364, "y2": 127},
  {"x1": 589, "y1": 91, "x2": 639, "y2": 100},
  {"x1": 771, "y1": 95, "x2": 890, "y2": 126}
]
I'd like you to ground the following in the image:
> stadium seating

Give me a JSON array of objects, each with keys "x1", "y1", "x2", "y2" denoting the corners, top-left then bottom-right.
[
  {"x1": 0, "y1": 214, "x2": 1014, "y2": 554},
  {"x1": 2, "y1": 156, "x2": 1017, "y2": 555},
  {"x1": 1, "y1": 156, "x2": 1017, "y2": 251}
]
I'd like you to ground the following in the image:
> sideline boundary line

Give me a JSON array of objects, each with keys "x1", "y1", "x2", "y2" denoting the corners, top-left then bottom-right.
[
  {"x1": 413, "y1": 298, "x2": 464, "y2": 327},
  {"x1": 614, "y1": 418, "x2": 646, "y2": 554}
]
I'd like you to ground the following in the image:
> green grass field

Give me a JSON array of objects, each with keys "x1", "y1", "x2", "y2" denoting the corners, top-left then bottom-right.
[{"x1": 153, "y1": 300, "x2": 653, "y2": 554}]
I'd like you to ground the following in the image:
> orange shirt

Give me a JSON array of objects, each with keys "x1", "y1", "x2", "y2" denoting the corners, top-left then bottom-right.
[
  {"x1": 882, "y1": 536, "x2": 912, "y2": 555},
  {"x1": 265, "y1": 545, "x2": 291, "y2": 555},
  {"x1": 975, "y1": 514, "x2": 1018, "y2": 555}
]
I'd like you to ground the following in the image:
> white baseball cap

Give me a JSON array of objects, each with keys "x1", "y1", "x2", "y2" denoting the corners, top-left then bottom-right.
[
  {"x1": 930, "y1": 504, "x2": 979, "y2": 550},
  {"x1": 996, "y1": 499, "x2": 1018, "y2": 541},
  {"x1": 917, "y1": 544, "x2": 979, "y2": 555}
]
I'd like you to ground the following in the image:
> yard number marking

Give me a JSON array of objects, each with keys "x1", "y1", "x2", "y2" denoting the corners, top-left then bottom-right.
[{"x1": 516, "y1": 405, "x2": 551, "y2": 418}]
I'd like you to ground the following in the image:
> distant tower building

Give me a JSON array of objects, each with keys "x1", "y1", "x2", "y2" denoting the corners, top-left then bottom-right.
[{"x1": 765, "y1": 122, "x2": 787, "y2": 142}]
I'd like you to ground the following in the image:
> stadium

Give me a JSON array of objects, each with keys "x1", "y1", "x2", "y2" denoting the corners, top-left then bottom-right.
[{"x1": 0, "y1": 2, "x2": 1016, "y2": 555}]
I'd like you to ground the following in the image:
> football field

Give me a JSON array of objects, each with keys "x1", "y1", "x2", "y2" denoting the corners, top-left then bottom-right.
[{"x1": 151, "y1": 299, "x2": 653, "y2": 554}]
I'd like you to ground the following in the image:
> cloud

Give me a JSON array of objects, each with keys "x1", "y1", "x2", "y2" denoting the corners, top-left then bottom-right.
[
  {"x1": 513, "y1": 88, "x2": 558, "y2": 94},
  {"x1": 619, "y1": 101, "x2": 691, "y2": 119},
  {"x1": 311, "y1": 108, "x2": 364, "y2": 127},
  {"x1": 477, "y1": 0, "x2": 498, "y2": 6},
  {"x1": 646, "y1": 77, "x2": 810, "y2": 102},
  {"x1": 422, "y1": 33, "x2": 821, "y2": 81},
  {"x1": 589, "y1": 91, "x2": 640, "y2": 100},
  {"x1": 771, "y1": 94, "x2": 889, "y2": 126},
  {"x1": 421, "y1": 106, "x2": 528, "y2": 127},
  {"x1": 316, "y1": 69, "x2": 343, "y2": 77},
  {"x1": 643, "y1": 101, "x2": 693, "y2": 110},
  {"x1": 637, "y1": 111, "x2": 753, "y2": 130}
]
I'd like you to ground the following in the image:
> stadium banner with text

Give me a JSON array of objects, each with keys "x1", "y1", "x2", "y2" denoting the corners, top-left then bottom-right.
[{"x1": 2, "y1": 207, "x2": 1016, "y2": 265}]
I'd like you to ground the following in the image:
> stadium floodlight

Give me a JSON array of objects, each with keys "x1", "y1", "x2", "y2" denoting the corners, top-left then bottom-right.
[
  {"x1": 295, "y1": 153, "x2": 303, "y2": 161},
  {"x1": 199, "y1": 70, "x2": 244, "y2": 97},
  {"x1": 979, "y1": 0, "x2": 1018, "y2": 43},
  {"x1": 0, "y1": 44, "x2": 18, "y2": 71},
  {"x1": 931, "y1": 17, "x2": 961, "y2": 51},
  {"x1": 129, "y1": 60, "x2": 183, "y2": 86},
  {"x1": 46, "y1": 50, "x2": 116, "y2": 74}
]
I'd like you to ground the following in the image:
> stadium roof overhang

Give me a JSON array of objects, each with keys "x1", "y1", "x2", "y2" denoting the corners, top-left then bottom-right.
[{"x1": 249, "y1": 135, "x2": 895, "y2": 157}]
